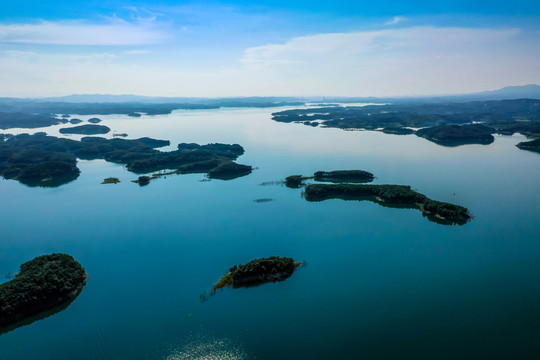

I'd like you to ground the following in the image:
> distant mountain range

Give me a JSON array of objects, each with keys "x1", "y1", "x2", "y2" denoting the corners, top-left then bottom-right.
[{"x1": 2, "y1": 84, "x2": 539, "y2": 105}]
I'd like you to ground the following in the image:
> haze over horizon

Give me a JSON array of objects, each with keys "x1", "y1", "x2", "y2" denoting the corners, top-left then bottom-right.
[{"x1": 1, "y1": 1, "x2": 539, "y2": 98}]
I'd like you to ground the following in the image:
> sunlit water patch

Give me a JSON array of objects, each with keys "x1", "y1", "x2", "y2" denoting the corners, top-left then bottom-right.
[{"x1": 166, "y1": 335, "x2": 249, "y2": 360}]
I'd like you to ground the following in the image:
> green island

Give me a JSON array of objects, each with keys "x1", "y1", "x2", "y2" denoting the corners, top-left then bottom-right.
[
  {"x1": 212, "y1": 256, "x2": 302, "y2": 292},
  {"x1": 0, "y1": 134, "x2": 252, "y2": 187},
  {"x1": 314, "y1": 170, "x2": 374, "y2": 183},
  {"x1": 0, "y1": 112, "x2": 68, "y2": 129},
  {"x1": 0, "y1": 254, "x2": 87, "y2": 333},
  {"x1": 101, "y1": 177, "x2": 120, "y2": 184},
  {"x1": 206, "y1": 161, "x2": 253, "y2": 180},
  {"x1": 69, "y1": 118, "x2": 83, "y2": 124},
  {"x1": 380, "y1": 127, "x2": 415, "y2": 135},
  {"x1": 516, "y1": 138, "x2": 540, "y2": 153},
  {"x1": 272, "y1": 99, "x2": 540, "y2": 146},
  {"x1": 416, "y1": 124, "x2": 495, "y2": 146},
  {"x1": 59, "y1": 124, "x2": 111, "y2": 135},
  {"x1": 285, "y1": 175, "x2": 310, "y2": 188},
  {"x1": 87, "y1": 117, "x2": 102, "y2": 124},
  {"x1": 304, "y1": 184, "x2": 471, "y2": 225}
]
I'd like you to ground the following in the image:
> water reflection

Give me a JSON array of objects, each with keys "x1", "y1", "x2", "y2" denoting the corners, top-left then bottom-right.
[{"x1": 166, "y1": 335, "x2": 249, "y2": 360}]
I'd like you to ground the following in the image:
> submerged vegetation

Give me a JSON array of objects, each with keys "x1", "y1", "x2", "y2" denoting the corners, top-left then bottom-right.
[
  {"x1": 0, "y1": 134, "x2": 251, "y2": 186},
  {"x1": 212, "y1": 256, "x2": 301, "y2": 292},
  {"x1": 304, "y1": 184, "x2": 471, "y2": 225},
  {"x1": 0, "y1": 254, "x2": 86, "y2": 331}
]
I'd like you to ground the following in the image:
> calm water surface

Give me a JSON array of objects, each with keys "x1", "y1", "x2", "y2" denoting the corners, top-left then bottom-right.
[{"x1": 1, "y1": 107, "x2": 540, "y2": 359}]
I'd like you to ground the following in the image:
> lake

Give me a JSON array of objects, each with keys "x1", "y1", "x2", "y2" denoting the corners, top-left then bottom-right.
[{"x1": 1, "y1": 106, "x2": 540, "y2": 359}]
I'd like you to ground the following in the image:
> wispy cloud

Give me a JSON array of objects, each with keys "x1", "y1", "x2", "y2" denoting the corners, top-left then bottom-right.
[
  {"x1": 385, "y1": 16, "x2": 407, "y2": 25},
  {"x1": 237, "y1": 26, "x2": 538, "y2": 96},
  {"x1": 0, "y1": 20, "x2": 169, "y2": 45},
  {"x1": 0, "y1": 25, "x2": 539, "y2": 97}
]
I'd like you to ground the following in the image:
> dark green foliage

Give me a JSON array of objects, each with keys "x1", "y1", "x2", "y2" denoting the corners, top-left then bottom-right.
[
  {"x1": 87, "y1": 117, "x2": 101, "y2": 124},
  {"x1": 285, "y1": 175, "x2": 303, "y2": 188},
  {"x1": 0, "y1": 254, "x2": 86, "y2": 328},
  {"x1": 231, "y1": 256, "x2": 298, "y2": 288},
  {"x1": 229, "y1": 256, "x2": 298, "y2": 289},
  {"x1": 137, "y1": 137, "x2": 170, "y2": 148},
  {"x1": 1, "y1": 134, "x2": 250, "y2": 186},
  {"x1": 206, "y1": 161, "x2": 252, "y2": 180},
  {"x1": 304, "y1": 184, "x2": 471, "y2": 225},
  {"x1": 516, "y1": 138, "x2": 540, "y2": 153},
  {"x1": 59, "y1": 124, "x2": 111, "y2": 135},
  {"x1": 0, "y1": 112, "x2": 67, "y2": 129},
  {"x1": 314, "y1": 170, "x2": 374, "y2": 183},
  {"x1": 138, "y1": 176, "x2": 150, "y2": 186},
  {"x1": 495, "y1": 122, "x2": 540, "y2": 137},
  {"x1": 272, "y1": 99, "x2": 540, "y2": 143},
  {"x1": 0, "y1": 142, "x2": 80, "y2": 186},
  {"x1": 69, "y1": 118, "x2": 82, "y2": 124},
  {"x1": 176, "y1": 159, "x2": 223, "y2": 174},
  {"x1": 416, "y1": 124, "x2": 495, "y2": 146},
  {"x1": 381, "y1": 127, "x2": 415, "y2": 135},
  {"x1": 102, "y1": 177, "x2": 120, "y2": 184}
]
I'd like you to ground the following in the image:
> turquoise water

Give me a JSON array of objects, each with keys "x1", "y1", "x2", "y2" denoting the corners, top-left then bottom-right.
[{"x1": 1, "y1": 107, "x2": 540, "y2": 359}]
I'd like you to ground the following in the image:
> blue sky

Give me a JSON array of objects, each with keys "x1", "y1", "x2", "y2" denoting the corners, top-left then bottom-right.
[{"x1": 0, "y1": 1, "x2": 539, "y2": 97}]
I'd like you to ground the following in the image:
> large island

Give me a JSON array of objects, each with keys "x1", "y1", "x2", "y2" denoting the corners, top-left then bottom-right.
[
  {"x1": 0, "y1": 134, "x2": 252, "y2": 186},
  {"x1": 59, "y1": 124, "x2": 111, "y2": 135},
  {"x1": 304, "y1": 184, "x2": 471, "y2": 225},
  {"x1": 0, "y1": 254, "x2": 87, "y2": 332}
]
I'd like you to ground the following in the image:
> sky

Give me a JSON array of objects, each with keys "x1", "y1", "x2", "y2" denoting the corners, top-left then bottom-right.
[{"x1": 0, "y1": 0, "x2": 539, "y2": 98}]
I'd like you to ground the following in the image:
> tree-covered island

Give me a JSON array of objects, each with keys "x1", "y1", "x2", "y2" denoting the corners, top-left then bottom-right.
[
  {"x1": 59, "y1": 124, "x2": 110, "y2": 135},
  {"x1": 516, "y1": 138, "x2": 540, "y2": 153},
  {"x1": 0, "y1": 254, "x2": 87, "y2": 332},
  {"x1": 272, "y1": 99, "x2": 540, "y2": 147},
  {"x1": 212, "y1": 256, "x2": 302, "y2": 292},
  {"x1": 0, "y1": 133, "x2": 252, "y2": 186},
  {"x1": 415, "y1": 124, "x2": 495, "y2": 146},
  {"x1": 304, "y1": 184, "x2": 471, "y2": 225}
]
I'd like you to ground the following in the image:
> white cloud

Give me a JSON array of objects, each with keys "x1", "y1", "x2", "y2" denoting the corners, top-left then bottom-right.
[
  {"x1": 235, "y1": 26, "x2": 539, "y2": 96},
  {"x1": 0, "y1": 25, "x2": 539, "y2": 97},
  {"x1": 0, "y1": 20, "x2": 168, "y2": 45},
  {"x1": 385, "y1": 16, "x2": 406, "y2": 25}
]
